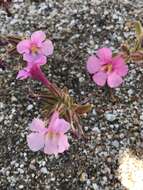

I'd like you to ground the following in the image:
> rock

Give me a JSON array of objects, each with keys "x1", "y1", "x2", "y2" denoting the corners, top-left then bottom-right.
[
  {"x1": 0, "y1": 115, "x2": 4, "y2": 122},
  {"x1": 140, "y1": 114, "x2": 143, "y2": 121},
  {"x1": 19, "y1": 185, "x2": 24, "y2": 189},
  {"x1": 128, "y1": 89, "x2": 133, "y2": 96},
  {"x1": 80, "y1": 172, "x2": 88, "y2": 182},
  {"x1": 105, "y1": 112, "x2": 117, "y2": 122},
  {"x1": 0, "y1": 102, "x2": 4, "y2": 109},
  {"x1": 40, "y1": 167, "x2": 48, "y2": 174},
  {"x1": 92, "y1": 183, "x2": 99, "y2": 190},
  {"x1": 11, "y1": 96, "x2": 17, "y2": 102},
  {"x1": 112, "y1": 140, "x2": 119, "y2": 148},
  {"x1": 27, "y1": 104, "x2": 33, "y2": 110},
  {"x1": 92, "y1": 126, "x2": 100, "y2": 133}
]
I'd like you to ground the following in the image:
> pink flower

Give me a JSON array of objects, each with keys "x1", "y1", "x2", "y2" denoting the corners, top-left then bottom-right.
[
  {"x1": 17, "y1": 62, "x2": 52, "y2": 86},
  {"x1": 17, "y1": 58, "x2": 45, "y2": 79},
  {"x1": 16, "y1": 66, "x2": 31, "y2": 80},
  {"x1": 17, "y1": 31, "x2": 54, "y2": 63},
  {"x1": 27, "y1": 112, "x2": 70, "y2": 156},
  {"x1": 86, "y1": 47, "x2": 128, "y2": 88}
]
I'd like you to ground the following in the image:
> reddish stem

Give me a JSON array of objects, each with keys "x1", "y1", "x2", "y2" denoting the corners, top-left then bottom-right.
[{"x1": 30, "y1": 65, "x2": 60, "y2": 96}]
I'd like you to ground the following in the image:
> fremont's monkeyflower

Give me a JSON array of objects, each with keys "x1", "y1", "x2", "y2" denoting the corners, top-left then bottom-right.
[
  {"x1": 16, "y1": 61, "x2": 57, "y2": 94},
  {"x1": 17, "y1": 31, "x2": 53, "y2": 63},
  {"x1": 16, "y1": 59, "x2": 46, "y2": 80},
  {"x1": 86, "y1": 47, "x2": 128, "y2": 88},
  {"x1": 27, "y1": 111, "x2": 70, "y2": 156}
]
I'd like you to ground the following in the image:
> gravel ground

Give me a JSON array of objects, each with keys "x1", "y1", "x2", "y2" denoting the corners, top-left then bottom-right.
[{"x1": 0, "y1": 0, "x2": 143, "y2": 189}]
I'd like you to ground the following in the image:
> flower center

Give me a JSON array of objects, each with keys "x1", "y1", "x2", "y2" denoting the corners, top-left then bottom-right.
[
  {"x1": 46, "y1": 131, "x2": 59, "y2": 139},
  {"x1": 101, "y1": 63, "x2": 113, "y2": 73},
  {"x1": 31, "y1": 45, "x2": 39, "y2": 54}
]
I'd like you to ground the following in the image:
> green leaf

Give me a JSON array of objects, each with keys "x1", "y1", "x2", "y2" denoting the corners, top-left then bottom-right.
[
  {"x1": 74, "y1": 104, "x2": 93, "y2": 115},
  {"x1": 135, "y1": 21, "x2": 143, "y2": 38}
]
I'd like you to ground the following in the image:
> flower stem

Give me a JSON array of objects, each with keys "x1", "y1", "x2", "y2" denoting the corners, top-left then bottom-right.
[{"x1": 30, "y1": 65, "x2": 60, "y2": 96}]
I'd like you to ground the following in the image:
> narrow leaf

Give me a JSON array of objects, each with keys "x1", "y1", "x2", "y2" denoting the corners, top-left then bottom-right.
[
  {"x1": 135, "y1": 21, "x2": 143, "y2": 38},
  {"x1": 74, "y1": 104, "x2": 92, "y2": 115}
]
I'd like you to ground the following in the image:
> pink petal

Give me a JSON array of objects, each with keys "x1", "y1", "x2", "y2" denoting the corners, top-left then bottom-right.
[
  {"x1": 107, "y1": 72, "x2": 123, "y2": 88},
  {"x1": 44, "y1": 134, "x2": 69, "y2": 155},
  {"x1": 17, "y1": 40, "x2": 31, "y2": 54},
  {"x1": 29, "y1": 118, "x2": 47, "y2": 133},
  {"x1": 92, "y1": 71, "x2": 107, "y2": 86},
  {"x1": 44, "y1": 135, "x2": 59, "y2": 156},
  {"x1": 41, "y1": 40, "x2": 54, "y2": 56},
  {"x1": 96, "y1": 47, "x2": 112, "y2": 63},
  {"x1": 23, "y1": 53, "x2": 35, "y2": 62},
  {"x1": 112, "y1": 56, "x2": 128, "y2": 77},
  {"x1": 48, "y1": 111, "x2": 59, "y2": 130},
  {"x1": 16, "y1": 68, "x2": 30, "y2": 80},
  {"x1": 27, "y1": 133, "x2": 45, "y2": 151},
  {"x1": 48, "y1": 111, "x2": 70, "y2": 133},
  {"x1": 31, "y1": 31, "x2": 46, "y2": 44},
  {"x1": 23, "y1": 53, "x2": 46, "y2": 64},
  {"x1": 27, "y1": 56, "x2": 47, "y2": 67},
  {"x1": 52, "y1": 119, "x2": 70, "y2": 134},
  {"x1": 58, "y1": 134, "x2": 69, "y2": 153},
  {"x1": 23, "y1": 53, "x2": 37, "y2": 62},
  {"x1": 36, "y1": 56, "x2": 47, "y2": 65},
  {"x1": 86, "y1": 55, "x2": 101, "y2": 74}
]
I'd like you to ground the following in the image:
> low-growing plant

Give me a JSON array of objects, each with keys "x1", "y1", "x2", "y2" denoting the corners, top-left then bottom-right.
[{"x1": 1, "y1": 21, "x2": 143, "y2": 156}]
